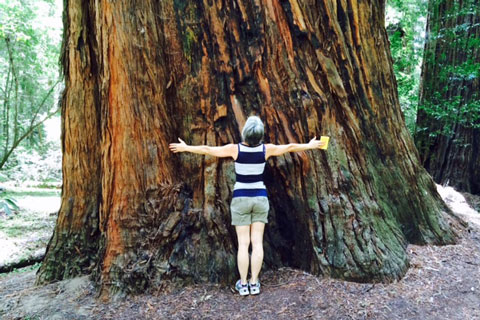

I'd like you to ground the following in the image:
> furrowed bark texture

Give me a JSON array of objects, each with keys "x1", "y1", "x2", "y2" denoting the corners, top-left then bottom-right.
[
  {"x1": 38, "y1": 0, "x2": 456, "y2": 296},
  {"x1": 415, "y1": 0, "x2": 480, "y2": 194},
  {"x1": 36, "y1": 0, "x2": 102, "y2": 284}
]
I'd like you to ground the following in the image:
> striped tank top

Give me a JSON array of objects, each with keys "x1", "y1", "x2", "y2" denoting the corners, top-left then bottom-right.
[{"x1": 233, "y1": 143, "x2": 267, "y2": 198}]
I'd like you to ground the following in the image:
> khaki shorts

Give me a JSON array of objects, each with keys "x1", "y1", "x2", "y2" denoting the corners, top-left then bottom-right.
[{"x1": 230, "y1": 196, "x2": 269, "y2": 226}]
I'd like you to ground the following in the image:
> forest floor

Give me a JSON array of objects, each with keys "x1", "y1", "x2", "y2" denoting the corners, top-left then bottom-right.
[
  {"x1": 1, "y1": 185, "x2": 480, "y2": 320},
  {"x1": 0, "y1": 188, "x2": 60, "y2": 271},
  {"x1": 0, "y1": 186, "x2": 60, "y2": 269}
]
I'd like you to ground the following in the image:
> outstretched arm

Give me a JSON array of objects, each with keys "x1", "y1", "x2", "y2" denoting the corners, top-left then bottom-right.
[
  {"x1": 265, "y1": 137, "x2": 326, "y2": 159},
  {"x1": 169, "y1": 138, "x2": 237, "y2": 159}
]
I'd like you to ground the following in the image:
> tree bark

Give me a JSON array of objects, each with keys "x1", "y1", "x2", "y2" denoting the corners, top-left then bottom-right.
[
  {"x1": 36, "y1": 0, "x2": 102, "y2": 283},
  {"x1": 415, "y1": 0, "x2": 480, "y2": 194},
  {"x1": 37, "y1": 0, "x2": 457, "y2": 297}
]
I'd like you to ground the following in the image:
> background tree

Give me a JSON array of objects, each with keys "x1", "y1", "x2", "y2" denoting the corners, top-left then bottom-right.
[
  {"x1": 415, "y1": 0, "x2": 480, "y2": 194},
  {"x1": 37, "y1": 0, "x2": 457, "y2": 297},
  {"x1": 0, "y1": 0, "x2": 62, "y2": 169},
  {"x1": 386, "y1": 0, "x2": 428, "y2": 134}
]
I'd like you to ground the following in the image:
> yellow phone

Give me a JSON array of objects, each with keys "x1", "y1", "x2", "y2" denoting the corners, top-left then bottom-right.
[{"x1": 320, "y1": 136, "x2": 330, "y2": 150}]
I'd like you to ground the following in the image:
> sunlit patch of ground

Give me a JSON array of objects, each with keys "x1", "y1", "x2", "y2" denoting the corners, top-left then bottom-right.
[
  {"x1": 0, "y1": 189, "x2": 60, "y2": 268},
  {"x1": 436, "y1": 184, "x2": 480, "y2": 227}
]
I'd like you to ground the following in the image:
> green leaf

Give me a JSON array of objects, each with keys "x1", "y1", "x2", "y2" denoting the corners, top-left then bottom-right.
[
  {"x1": 1, "y1": 202, "x2": 12, "y2": 216},
  {"x1": 4, "y1": 198, "x2": 19, "y2": 210}
]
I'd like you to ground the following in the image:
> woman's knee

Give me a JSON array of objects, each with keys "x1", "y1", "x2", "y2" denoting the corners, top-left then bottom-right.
[
  {"x1": 235, "y1": 225, "x2": 250, "y2": 249},
  {"x1": 250, "y1": 238, "x2": 263, "y2": 251},
  {"x1": 238, "y1": 241, "x2": 250, "y2": 251},
  {"x1": 250, "y1": 234, "x2": 264, "y2": 250}
]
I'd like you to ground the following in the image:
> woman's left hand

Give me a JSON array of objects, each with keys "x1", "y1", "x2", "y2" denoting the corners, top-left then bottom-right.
[
  {"x1": 169, "y1": 138, "x2": 188, "y2": 153},
  {"x1": 308, "y1": 137, "x2": 326, "y2": 149}
]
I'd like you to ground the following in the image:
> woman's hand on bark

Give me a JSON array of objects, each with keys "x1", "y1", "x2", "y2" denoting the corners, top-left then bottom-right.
[
  {"x1": 308, "y1": 136, "x2": 326, "y2": 149},
  {"x1": 169, "y1": 138, "x2": 188, "y2": 153}
]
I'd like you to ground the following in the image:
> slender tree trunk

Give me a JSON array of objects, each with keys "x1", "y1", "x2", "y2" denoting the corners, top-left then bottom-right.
[
  {"x1": 415, "y1": 0, "x2": 480, "y2": 194},
  {"x1": 37, "y1": 0, "x2": 457, "y2": 297}
]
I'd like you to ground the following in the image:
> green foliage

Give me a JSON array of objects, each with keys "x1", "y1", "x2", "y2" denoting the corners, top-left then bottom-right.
[
  {"x1": 1, "y1": 145, "x2": 62, "y2": 186},
  {"x1": 417, "y1": 0, "x2": 480, "y2": 138},
  {"x1": 389, "y1": 0, "x2": 480, "y2": 139},
  {"x1": 386, "y1": 0, "x2": 428, "y2": 134},
  {"x1": 418, "y1": 94, "x2": 480, "y2": 137},
  {"x1": 0, "y1": 0, "x2": 62, "y2": 169},
  {"x1": 0, "y1": 193, "x2": 19, "y2": 216}
]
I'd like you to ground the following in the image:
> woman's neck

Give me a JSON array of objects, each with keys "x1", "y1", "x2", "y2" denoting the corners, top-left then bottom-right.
[{"x1": 241, "y1": 142, "x2": 261, "y2": 147}]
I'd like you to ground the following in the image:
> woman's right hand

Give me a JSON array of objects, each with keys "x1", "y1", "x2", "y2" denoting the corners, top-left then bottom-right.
[{"x1": 169, "y1": 138, "x2": 188, "y2": 153}]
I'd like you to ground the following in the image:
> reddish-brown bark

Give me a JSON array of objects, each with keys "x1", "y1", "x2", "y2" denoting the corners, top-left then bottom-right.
[{"x1": 37, "y1": 0, "x2": 457, "y2": 297}]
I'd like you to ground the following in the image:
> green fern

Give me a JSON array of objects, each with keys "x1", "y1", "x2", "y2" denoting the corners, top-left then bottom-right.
[{"x1": 0, "y1": 196, "x2": 19, "y2": 216}]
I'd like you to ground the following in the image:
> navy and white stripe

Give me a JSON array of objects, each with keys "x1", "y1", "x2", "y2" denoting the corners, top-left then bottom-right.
[{"x1": 233, "y1": 144, "x2": 267, "y2": 198}]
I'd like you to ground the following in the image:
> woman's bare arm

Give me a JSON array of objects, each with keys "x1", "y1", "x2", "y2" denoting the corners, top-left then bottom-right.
[
  {"x1": 265, "y1": 137, "x2": 326, "y2": 159},
  {"x1": 169, "y1": 138, "x2": 237, "y2": 159}
]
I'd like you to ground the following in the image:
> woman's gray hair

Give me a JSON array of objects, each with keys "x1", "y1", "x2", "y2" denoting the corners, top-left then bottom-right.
[{"x1": 242, "y1": 116, "x2": 264, "y2": 146}]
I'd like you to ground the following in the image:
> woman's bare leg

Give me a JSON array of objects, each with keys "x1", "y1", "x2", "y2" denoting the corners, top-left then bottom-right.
[
  {"x1": 250, "y1": 222, "x2": 265, "y2": 284},
  {"x1": 235, "y1": 225, "x2": 251, "y2": 284}
]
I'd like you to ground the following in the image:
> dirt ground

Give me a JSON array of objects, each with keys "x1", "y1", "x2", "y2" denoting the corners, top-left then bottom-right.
[
  {"x1": 0, "y1": 191, "x2": 60, "y2": 268},
  {"x1": 1, "y1": 186, "x2": 480, "y2": 320}
]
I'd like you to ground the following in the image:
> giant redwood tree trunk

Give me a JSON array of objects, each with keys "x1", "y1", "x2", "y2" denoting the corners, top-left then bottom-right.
[
  {"x1": 415, "y1": 0, "x2": 480, "y2": 194},
  {"x1": 37, "y1": 0, "x2": 457, "y2": 296}
]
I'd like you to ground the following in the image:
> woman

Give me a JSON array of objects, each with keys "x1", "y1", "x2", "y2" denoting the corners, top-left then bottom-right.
[{"x1": 169, "y1": 116, "x2": 326, "y2": 296}]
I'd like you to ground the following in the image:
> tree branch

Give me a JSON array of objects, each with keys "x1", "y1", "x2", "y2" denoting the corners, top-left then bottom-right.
[
  {"x1": 4, "y1": 36, "x2": 20, "y2": 146},
  {"x1": 0, "y1": 104, "x2": 61, "y2": 169},
  {"x1": 27, "y1": 80, "x2": 61, "y2": 130},
  {"x1": 1, "y1": 36, "x2": 63, "y2": 169}
]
